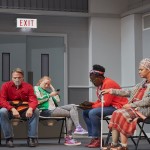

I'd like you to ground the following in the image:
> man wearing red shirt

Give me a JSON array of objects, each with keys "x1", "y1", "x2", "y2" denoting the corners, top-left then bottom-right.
[
  {"x1": 0, "y1": 68, "x2": 39, "y2": 147},
  {"x1": 83, "y1": 64, "x2": 128, "y2": 148}
]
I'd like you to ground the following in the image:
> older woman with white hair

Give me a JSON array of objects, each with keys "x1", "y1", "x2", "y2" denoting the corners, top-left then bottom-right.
[{"x1": 101, "y1": 58, "x2": 150, "y2": 150}]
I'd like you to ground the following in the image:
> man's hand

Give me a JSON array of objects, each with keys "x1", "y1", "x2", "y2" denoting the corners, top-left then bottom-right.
[
  {"x1": 11, "y1": 108, "x2": 20, "y2": 118},
  {"x1": 26, "y1": 107, "x2": 33, "y2": 118}
]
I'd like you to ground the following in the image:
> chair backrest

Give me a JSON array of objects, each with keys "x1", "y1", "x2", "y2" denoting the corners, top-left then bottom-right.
[
  {"x1": 143, "y1": 117, "x2": 150, "y2": 124},
  {"x1": 138, "y1": 116, "x2": 150, "y2": 124}
]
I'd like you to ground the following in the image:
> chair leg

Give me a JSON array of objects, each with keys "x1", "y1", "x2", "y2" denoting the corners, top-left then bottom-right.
[
  {"x1": 0, "y1": 125, "x2": 1, "y2": 145},
  {"x1": 58, "y1": 119, "x2": 64, "y2": 144},
  {"x1": 138, "y1": 122, "x2": 150, "y2": 144},
  {"x1": 134, "y1": 122, "x2": 144, "y2": 150},
  {"x1": 130, "y1": 136, "x2": 137, "y2": 146},
  {"x1": 105, "y1": 129, "x2": 111, "y2": 145},
  {"x1": 64, "y1": 118, "x2": 67, "y2": 136},
  {"x1": 134, "y1": 122, "x2": 150, "y2": 150}
]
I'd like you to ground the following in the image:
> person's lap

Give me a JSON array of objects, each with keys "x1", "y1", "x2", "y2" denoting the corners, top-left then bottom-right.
[
  {"x1": 40, "y1": 108, "x2": 70, "y2": 117},
  {"x1": 83, "y1": 106, "x2": 116, "y2": 136},
  {"x1": 84, "y1": 106, "x2": 116, "y2": 118}
]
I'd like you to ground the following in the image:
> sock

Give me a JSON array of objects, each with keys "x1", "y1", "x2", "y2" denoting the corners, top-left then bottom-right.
[
  {"x1": 121, "y1": 143, "x2": 127, "y2": 147},
  {"x1": 76, "y1": 124, "x2": 81, "y2": 128},
  {"x1": 68, "y1": 130, "x2": 72, "y2": 135},
  {"x1": 111, "y1": 142, "x2": 118, "y2": 146}
]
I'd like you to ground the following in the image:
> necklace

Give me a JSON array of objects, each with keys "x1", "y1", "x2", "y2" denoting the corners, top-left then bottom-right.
[{"x1": 146, "y1": 80, "x2": 150, "y2": 83}]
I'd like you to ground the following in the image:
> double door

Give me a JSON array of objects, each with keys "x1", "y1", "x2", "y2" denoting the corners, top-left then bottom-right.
[{"x1": 0, "y1": 34, "x2": 66, "y2": 105}]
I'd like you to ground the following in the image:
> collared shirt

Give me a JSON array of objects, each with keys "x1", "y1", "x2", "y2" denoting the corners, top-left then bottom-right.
[{"x1": 0, "y1": 81, "x2": 38, "y2": 110}]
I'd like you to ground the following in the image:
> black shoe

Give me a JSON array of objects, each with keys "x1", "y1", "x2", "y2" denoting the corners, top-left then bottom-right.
[
  {"x1": 27, "y1": 138, "x2": 36, "y2": 147},
  {"x1": 6, "y1": 138, "x2": 14, "y2": 148}
]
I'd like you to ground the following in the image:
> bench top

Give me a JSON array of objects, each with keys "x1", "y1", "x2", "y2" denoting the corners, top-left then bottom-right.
[{"x1": 39, "y1": 116, "x2": 66, "y2": 119}]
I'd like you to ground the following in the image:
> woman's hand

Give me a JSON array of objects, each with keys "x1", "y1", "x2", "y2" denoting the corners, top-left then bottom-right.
[
  {"x1": 101, "y1": 89, "x2": 112, "y2": 95},
  {"x1": 50, "y1": 91, "x2": 59, "y2": 97},
  {"x1": 122, "y1": 104, "x2": 131, "y2": 109},
  {"x1": 49, "y1": 84, "x2": 55, "y2": 92}
]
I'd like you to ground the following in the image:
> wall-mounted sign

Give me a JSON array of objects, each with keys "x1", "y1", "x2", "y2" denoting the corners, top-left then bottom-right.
[{"x1": 16, "y1": 18, "x2": 37, "y2": 28}]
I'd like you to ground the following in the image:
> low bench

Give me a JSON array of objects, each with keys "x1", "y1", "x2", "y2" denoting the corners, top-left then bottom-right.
[{"x1": 0, "y1": 116, "x2": 67, "y2": 145}]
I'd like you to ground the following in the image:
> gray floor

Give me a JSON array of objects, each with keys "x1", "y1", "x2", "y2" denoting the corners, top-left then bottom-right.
[{"x1": 0, "y1": 137, "x2": 150, "y2": 150}]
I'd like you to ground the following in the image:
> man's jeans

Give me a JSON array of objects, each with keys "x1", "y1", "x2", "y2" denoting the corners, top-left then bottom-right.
[
  {"x1": 0, "y1": 108, "x2": 39, "y2": 139},
  {"x1": 83, "y1": 106, "x2": 116, "y2": 137}
]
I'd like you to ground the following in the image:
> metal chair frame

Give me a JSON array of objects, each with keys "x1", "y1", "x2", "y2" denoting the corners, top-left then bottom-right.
[
  {"x1": 104, "y1": 116, "x2": 150, "y2": 150},
  {"x1": 39, "y1": 116, "x2": 67, "y2": 143},
  {"x1": 130, "y1": 117, "x2": 150, "y2": 150}
]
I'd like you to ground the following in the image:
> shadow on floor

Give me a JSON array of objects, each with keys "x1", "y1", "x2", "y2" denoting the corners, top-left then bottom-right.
[{"x1": 0, "y1": 137, "x2": 150, "y2": 150}]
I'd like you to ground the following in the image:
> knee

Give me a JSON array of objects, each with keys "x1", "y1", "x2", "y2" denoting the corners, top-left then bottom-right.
[
  {"x1": 83, "y1": 110, "x2": 89, "y2": 118},
  {"x1": 70, "y1": 104, "x2": 78, "y2": 111},
  {"x1": 0, "y1": 108, "x2": 8, "y2": 117},
  {"x1": 89, "y1": 111, "x2": 96, "y2": 119},
  {"x1": 33, "y1": 108, "x2": 40, "y2": 117},
  {"x1": 83, "y1": 110, "x2": 86, "y2": 116}
]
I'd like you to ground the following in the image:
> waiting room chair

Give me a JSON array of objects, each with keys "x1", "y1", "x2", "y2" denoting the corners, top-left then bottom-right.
[
  {"x1": 103, "y1": 115, "x2": 112, "y2": 145},
  {"x1": 104, "y1": 116, "x2": 150, "y2": 150},
  {"x1": 39, "y1": 116, "x2": 67, "y2": 143},
  {"x1": 0, "y1": 118, "x2": 28, "y2": 146},
  {"x1": 130, "y1": 117, "x2": 150, "y2": 150}
]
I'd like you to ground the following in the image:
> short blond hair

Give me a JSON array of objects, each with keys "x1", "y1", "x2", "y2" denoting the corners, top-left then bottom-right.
[{"x1": 36, "y1": 76, "x2": 51, "y2": 86}]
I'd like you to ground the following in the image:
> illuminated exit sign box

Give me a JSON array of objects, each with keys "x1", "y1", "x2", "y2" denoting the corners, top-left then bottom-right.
[{"x1": 16, "y1": 18, "x2": 37, "y2": 28}]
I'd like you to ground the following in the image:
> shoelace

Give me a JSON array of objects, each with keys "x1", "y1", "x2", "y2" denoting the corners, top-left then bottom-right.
[
  {"x1": 68, "y1": 139, "x2": 79, "y2": 143},
  {"x1": 76, "y1": 127, "x2": 83, "y2": 131},
  {"x1": 65, "y1": 136, "x2": 73, "y2": 141}
]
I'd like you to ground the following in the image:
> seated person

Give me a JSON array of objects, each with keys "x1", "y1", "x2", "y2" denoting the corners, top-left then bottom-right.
[
  {"x1": 101, "y1": 58, "x2": 150, "y2": 150},
  {"x1": 0, "y1": 68, "x2": 39, "y2": 147},
  {"x1": 34, "y1": 76, "x2": 88, "y2": 146},
  {"x1": 83, "y1": 64, "x2": 128, "y2": 148}
]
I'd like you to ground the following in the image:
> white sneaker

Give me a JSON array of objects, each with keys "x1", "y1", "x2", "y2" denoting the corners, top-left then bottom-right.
[
  {"x1": 64, "y1": 136, "x2": 81, "y2": 146},
  {"x1": 73, "y1": 126, "x2": 88, "y2": 135}
]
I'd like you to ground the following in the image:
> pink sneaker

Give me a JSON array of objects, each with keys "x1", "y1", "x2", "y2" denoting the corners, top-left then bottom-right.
[
  {"x1": 64, "y1": 136, "x2": 81, "y2": 146},
  {"x1": 73, "y1": 126, "x2": 88, "y2": 135}
]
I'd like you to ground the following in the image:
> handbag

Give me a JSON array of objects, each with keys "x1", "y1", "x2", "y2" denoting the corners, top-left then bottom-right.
[
  {"x1": 135, "y1": 110, "x2": 146, "y2": 120},
  {"x1": 9, "y1": 100, "x2": 29, "y2": 112},
  {"x1": 78, "y1": 101, "x2": 93, "y2": 110}
]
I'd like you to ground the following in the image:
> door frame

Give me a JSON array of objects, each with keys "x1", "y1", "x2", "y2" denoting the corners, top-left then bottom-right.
[{"x1": 0, "y1": 31, "x2": 68, "y2": 105}]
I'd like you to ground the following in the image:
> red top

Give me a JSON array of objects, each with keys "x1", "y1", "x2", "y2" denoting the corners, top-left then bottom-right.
[
  {"x1": 132, "y1": 86, "x2": 147, "y2": 102},
  {"x1": 0, "y1": 81, "x2": 38, "y2": 110},
  {"x1": 92, "y1": 77, "x2": 128, "y2": 109}
]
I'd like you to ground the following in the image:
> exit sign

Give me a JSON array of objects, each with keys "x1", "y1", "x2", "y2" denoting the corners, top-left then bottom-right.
[{"x1": 16, "y1": 18, "x2": 37, "y2": 28}]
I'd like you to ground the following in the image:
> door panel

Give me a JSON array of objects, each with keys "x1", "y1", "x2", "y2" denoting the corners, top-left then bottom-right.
[
  {"x1": 0, "y1": 34, "x2": 66, "y2": 139},
  {"x1": 27, "y1": 36, "x2": 65, "y2": 106},
  {"x1": 0, "y1": 43, "x2": 26, "y2": 85}
]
